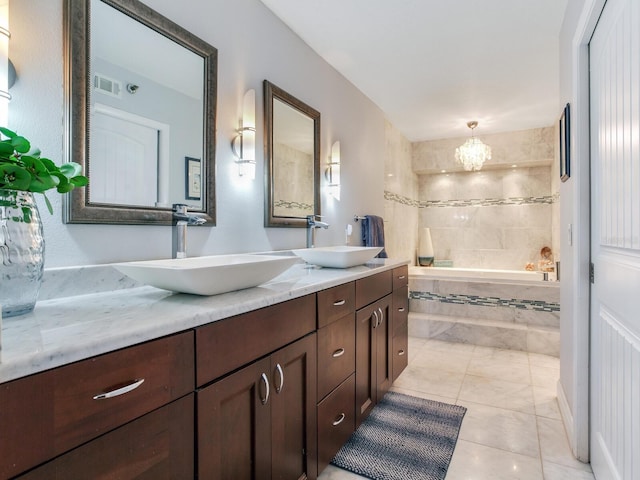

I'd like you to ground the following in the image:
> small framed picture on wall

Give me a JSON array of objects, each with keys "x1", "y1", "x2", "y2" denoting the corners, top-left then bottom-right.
[
  {"x1": 560, "y1": 103, "x2": 570, "y2": 182},
  {"x1": 185, "y1": 157, "x2": 201, "y2": 200}
]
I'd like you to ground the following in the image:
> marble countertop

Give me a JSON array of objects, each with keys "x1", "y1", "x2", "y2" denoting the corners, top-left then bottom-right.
[{"x1": 0, "y1": 258, "x2": 408, "y2": 384}]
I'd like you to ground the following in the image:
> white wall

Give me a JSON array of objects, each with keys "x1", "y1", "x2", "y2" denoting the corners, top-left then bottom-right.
[
  {"x1": 9, "y1": 0, "x2": 387, "y2": 267},
  {"x1": 557, "y1": 0, "x2": 605, "y2": 462}
]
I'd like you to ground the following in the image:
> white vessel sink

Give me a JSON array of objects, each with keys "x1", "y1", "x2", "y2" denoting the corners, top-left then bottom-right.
[
  {"x1": 114, "y1": 254, "x2": 299, "y2": 295},
  {"x1": 291, "y1": 246, "x2": 383, "y2": 268}
]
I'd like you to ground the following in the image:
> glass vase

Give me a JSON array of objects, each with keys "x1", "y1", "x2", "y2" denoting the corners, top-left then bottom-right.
[{"x1": 0, "y1": 189, "x2": 45, "y2": 317}]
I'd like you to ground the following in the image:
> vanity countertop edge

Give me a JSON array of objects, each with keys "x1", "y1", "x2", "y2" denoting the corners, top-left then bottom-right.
[{"x1": 0, "y1": 258, "x2": 409, "y2": 384}]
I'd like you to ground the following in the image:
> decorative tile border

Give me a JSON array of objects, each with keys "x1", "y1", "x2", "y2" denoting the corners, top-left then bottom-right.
[
  {"x1": 274, "y1": 199, "x2": 313, "y2": 210},
  {"x1": 384, "y1": 190, "x2": 556, "y2": 209},
  {"x1": 409, "y1": 290, "x2": 560, "y2": 312}
]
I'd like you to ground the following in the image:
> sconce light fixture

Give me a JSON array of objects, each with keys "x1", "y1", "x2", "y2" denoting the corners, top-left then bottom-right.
[
  {"x1": 0, "y1": 0, "x2": 10, "y2": 127},
  {"x1": 325, "y1": 141, "x2": 340, "y2": 200},
  {"x1": 231, "y1": 89, "x2": 256, "y2": 180},
  {"x1": 455, "y1": 121, "x2": 491, "y2": 171}
]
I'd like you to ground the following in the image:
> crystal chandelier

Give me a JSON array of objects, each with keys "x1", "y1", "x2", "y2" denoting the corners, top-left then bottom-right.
[{"x1": 455, "y1": 121, "x2": 491, "y2": 171}]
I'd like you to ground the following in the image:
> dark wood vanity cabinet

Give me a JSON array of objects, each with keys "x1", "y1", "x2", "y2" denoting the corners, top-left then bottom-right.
[
  {"x1": 391, "y1": 265, "x2": 409, "y2": 381},
  {"x1": 0, "y1": 331, "x2": 194, "y2": 480},
  {"x1": 196, "y1": 295, "x2": 318, "y2": 480}
]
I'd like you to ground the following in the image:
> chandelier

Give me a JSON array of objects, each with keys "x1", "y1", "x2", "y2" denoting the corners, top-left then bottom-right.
[{"x1": 455, "y1": 121, "x2": 491, "y2": 171}]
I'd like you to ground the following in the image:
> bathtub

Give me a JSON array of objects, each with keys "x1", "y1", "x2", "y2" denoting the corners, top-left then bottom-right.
[
  {"x1": 408, "y1": 265, "x2": 560, "y2": 355},
  {"x1": 409, "y1": 266, "x2": 547, "y2": 284}
]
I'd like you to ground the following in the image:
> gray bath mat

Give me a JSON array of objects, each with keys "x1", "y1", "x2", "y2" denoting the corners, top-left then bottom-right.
[{"x1": 331, "y1": 391, "x2": 466, "y2": 480}]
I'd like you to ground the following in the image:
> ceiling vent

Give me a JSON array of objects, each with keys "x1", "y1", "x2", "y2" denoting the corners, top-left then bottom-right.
[{"x1": 94, "y1": 73, "x2": 122, "y2": 98}]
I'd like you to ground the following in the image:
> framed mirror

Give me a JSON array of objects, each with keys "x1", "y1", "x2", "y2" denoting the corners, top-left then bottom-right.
[
  {"x1": 63, "y1": 0, "x2": 217, "y2": 225},
  {"x1": 264, "y1": 80, "x2": 320, "y2": 227}
]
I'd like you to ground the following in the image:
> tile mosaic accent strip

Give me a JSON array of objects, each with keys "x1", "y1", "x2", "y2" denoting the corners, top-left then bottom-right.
[
  {"x1": 420, "y1": 195, "x2": 555, "y2": 208},
  {"x1": 384, "y1": 190, "x2": 420, "y2": 207},
  {"x1": 274, "y1": 199, "x2": 313, "y2": 210},
  {"x1": 383, "y1": 190, "x2": 556, "y2": 209},
  {"x1": 409, "y1": 290, "x2": 560, "y2": 312}
]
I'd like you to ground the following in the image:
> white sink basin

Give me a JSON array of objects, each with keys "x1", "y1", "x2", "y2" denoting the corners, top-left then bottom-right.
[
  {"x1": 114, "y1": 254, "x2": 299, "y2": 295},
  {"x1": 291, "y1": 246, "x2": 383, "y2": 268}
]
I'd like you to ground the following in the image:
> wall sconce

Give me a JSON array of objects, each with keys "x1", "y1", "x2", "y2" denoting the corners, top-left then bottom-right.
[
  {"x1": 231, "y1": 89, "x2": 256, "y2": 180},
  {"x1": 0, "y1": 0, "x2": 10, "y2": 127},
  {"x1": 325, "y1": 141, "x2": 340, "y2": 200}
]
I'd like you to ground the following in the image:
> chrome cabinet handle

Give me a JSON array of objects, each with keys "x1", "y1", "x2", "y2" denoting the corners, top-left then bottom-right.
[
  {"x1": 372, "y1": 309, "x2": 379, "y2": 328},
  {"x1": 332, "y1": 348, "x2": 345, "y2": 358},
  {"x1": 398, "y1": 275, "x2": 406, "y2": 280},
  {"x1": 398, "y1": 349, "x2": 406, "y2": 356},
  {"x1": 333, "y1": 299, "x2": 346, "y2": 306},
  {"x1": 378, "y1": 307, "x2": 384, "y2": 325},
  {"x1": 398, "y1": 307, "x2": 405, "y2": 312},
  {"x1": 275, "y1": 363, "x2": 284, "y2": 393},
  {"x1": 260, "y1": 373, "x2": 270, "y2": 405},
  {"x1": 332, "y1": 413, "x2": 346, "y2": 426},
  {"x1": 93, "y1": 378, "x2": 145, "y2": 400}
]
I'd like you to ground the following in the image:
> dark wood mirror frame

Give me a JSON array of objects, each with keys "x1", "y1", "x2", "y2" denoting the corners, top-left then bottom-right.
[
  {"x1": 63, "y1": 0, "x2": 217, "y2": 225},
  {"x1": 264, "y1": 80, "x2": 320, "y2": 228}
]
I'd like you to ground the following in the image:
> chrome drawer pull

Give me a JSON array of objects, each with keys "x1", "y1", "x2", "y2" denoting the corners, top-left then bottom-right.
[
  {"x1": 398, "y1": 275, "x2": 406, "y2": 280},
  {"x1": 332, "y1": 413, "x2": 346, "y2": 426},
  {"x1": 260, "y1": 373, "x2": 270, "y2": 405},
  {"x1": 378, "y1": 307, "x2": 384, "y2": 325},
  {"x1": 398, "y1": 350, "x2": 406, "y2": 356},
  {"x1": 275, "y1": 363, "x2": 284, "y2": 393},
  {"x1": 93, "y1": 378, "x2": 145, "y2": 400},
  {"x1": 333, "y1": 299, "x2": 346, "y2": 306},
  {"x1": 398, "y1": 307, "x2": 405, "y2": 312},
  {"x1": 332, "y1": 348, "x2": 345, "y2": 358}
]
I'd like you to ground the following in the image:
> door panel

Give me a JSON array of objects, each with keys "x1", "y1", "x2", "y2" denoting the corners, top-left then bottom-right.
[{"x1": 590, "y1": 0, "x2": 640, "y2": 478}]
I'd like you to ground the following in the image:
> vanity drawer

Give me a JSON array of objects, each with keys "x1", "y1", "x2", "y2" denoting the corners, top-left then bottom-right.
[
  {"x1": 317, "y1": 373, "x2": 355, "y2": 475},
  {"x1": 392, "y1": 286, "x2": 409, "y2": 334},
  {"x1": 0, "y1": 331, "x2": 194, "y2": 480},
  {"x1": 355, "y1": 270, "x2": 392, "y2": 309},
  {"x1": 392, "y1": 323, "x2": 409, "y2": 382},
  {"x1": 17, "y1": 394, "x2": 194, "y2": 480},
  {"x1": 317, "y1": 312, "x2": 355, "y2": 400},
  {"x1": 392, "y1": 265, "x2": 409, "y2": 290},
  {"x1": 317, "y1": 282, "x2": 355, "y2": 328},
  {"x1": 196, "y1": 294, "x2": 315, "y2": 386}
]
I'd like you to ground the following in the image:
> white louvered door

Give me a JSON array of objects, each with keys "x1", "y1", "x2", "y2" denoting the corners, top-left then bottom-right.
[{"x1": 589, "y1": 0, "x2": 640, "y2": 478}]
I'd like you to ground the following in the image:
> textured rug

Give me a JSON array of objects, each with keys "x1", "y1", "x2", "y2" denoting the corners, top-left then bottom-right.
[{"x1": 331, "y1": 391, "x2": 467, "y2": 480}]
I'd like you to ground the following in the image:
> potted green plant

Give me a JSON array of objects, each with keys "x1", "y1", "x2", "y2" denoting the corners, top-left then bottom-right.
[{"x1": 0, "y1": 126, "x2": 87, "y2": 317}]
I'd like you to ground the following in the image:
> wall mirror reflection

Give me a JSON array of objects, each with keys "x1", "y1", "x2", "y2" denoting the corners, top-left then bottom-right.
[
  {"x1": 64, "y1": 0, "x2": 217, "y2": 225},
  {"x1": 264, "y1": 80, "x2": 320, "y2": 227}
]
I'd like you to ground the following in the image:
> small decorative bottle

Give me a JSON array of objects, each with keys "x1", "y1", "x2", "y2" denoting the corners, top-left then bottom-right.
[{"x1": 418, "y1": 227, "x2": 435, "y2": 266}]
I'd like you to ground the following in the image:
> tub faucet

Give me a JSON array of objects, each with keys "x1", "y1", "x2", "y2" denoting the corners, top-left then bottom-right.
[
  {"x1": 306, "y1": 215, "x2": 329, "y2": 248},
  {"x1": 172, "y1": 204, "x2": 206, "y2": 259}
]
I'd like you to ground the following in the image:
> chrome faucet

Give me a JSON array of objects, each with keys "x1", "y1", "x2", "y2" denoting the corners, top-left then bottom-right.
[
  {"x1": 172, "y1": 204, "x2": 206, "y2": 259},
  {"x1": 306, "y1": 215, "x2": 329, "y2": 248}
]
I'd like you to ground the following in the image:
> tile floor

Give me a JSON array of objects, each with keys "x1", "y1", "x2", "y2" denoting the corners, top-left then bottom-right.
[{"x1": 319, "y1": 337, "x2": 595, "y2": 480}]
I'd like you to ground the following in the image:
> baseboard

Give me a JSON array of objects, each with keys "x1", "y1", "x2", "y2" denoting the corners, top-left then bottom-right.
[{"x1": 557, "y1": 380, "x2": 589, "y2": 463}]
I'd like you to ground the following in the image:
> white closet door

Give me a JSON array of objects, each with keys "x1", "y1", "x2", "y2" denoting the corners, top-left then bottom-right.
[
  {"x1": 90, "y1": 110, "x2": 159, "y2": 207},
  {"x1": 589, "y1": 0, "x2": 640, "y2": 478}
]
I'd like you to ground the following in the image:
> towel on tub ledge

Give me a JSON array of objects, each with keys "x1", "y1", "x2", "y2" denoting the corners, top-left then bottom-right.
[{"x1": 361, "y1": 215, "x2": 388, "y2": 258}]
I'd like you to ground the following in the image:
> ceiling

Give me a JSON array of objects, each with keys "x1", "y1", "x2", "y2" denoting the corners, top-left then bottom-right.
[{"x1": 259, "y1": 0, "x2": 568, "y2": 142}]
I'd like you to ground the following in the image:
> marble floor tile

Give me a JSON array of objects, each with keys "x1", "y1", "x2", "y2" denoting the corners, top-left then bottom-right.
[
  {"x1": 530, "y1": 364, "x2": 560, "y2": 389},
  {"x1": 446, "y1": 440, "x2": 544, "y2": 480},
  {"x1": 533, "y1": 385, "x2": 562, "y2": 420},
  {"x1": 393, "y1": 364, "x2": 465, "y2": 398},
  {"x1": 472, "y1": 345, "x2": 531, "y2": 365},
  {"x1": 528, "y1": 352, "x2": 560, "y2": 368},
  {"x1": 458, "y1": 374, "x2": 536, "y2": 414},
  {"x1": 457, "y1": 400, "x2": 540, "y2": 458},
  {"x1": 318, "y1": 464, "x2": 366, "y2": 479},
  {"x1": 411, "y1": 346, "x2": 472, "y2": 374},
  {"x1": 389, "y1": 385, "x2": 457, "y2": 405},
  {"x1": 466, "y1": 355, "x2": 532, "y2": 385},
  {"x1": 542, "y1": 461, "x2": 595, "y2": 479},
  {"x1": 537, "y1": 417, "x2": 593, "y2": 472},
  {"x1": 424, "y1": 338, "x2": 477, "y2": 356}
]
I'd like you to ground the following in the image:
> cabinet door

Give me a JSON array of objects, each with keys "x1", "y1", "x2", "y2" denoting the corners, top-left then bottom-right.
[
  {"x1": 18, "y1": 394, "x2": 194, "y2": 480},
  {"x1": 271, "y1": 334, "x2": 318, "y2": 480},
  {"x1": 355, "y1": 295, "x2": 392, "y2": 428},
  {"x1": 197, "y1": 357, "x2": 272, "y2": 480}
]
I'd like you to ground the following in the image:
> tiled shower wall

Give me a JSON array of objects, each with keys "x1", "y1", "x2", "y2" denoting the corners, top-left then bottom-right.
[
  {"x1": 383, "y1": 120, "x2": 419, "y2": 262},
  {"x1": 413, "y1": 127, "x2": 558, "y2": 270}
]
